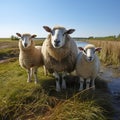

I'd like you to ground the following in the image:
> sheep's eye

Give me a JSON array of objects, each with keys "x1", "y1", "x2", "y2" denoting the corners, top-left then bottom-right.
[
  {"x1": 84, "y1": 50, "x2": 87, "y2": 54},
  {"x1": 51, "y1": 31, "x2": 55, "y2": 36},
  {"x1": 63, "y1": 33, "x2": 65, "y2": 36},
  {"x1": 21, "y1": 37, "x2": 24, "y2": 40}
]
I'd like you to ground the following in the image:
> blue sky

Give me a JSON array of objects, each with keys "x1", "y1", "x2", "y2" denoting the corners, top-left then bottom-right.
[{"x1": 0, "y1": 0, "x2": 120, "y2": 38}]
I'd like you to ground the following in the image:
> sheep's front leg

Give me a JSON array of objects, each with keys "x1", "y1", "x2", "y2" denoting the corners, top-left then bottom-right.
[
  {"x1": 91, "y1": 78, "x2": 95, "y2": 90},
  {"x1": 53, "y1": 72, "x2": 61, "y2": 92},
  {"x1": 61, "y1": 72, "x2": 67, "y2": 90},
  {"x1": 86, "y1": 78, "x2": 90, "y2": 89},
  {"x1": 43, "y1": 65, "x2": 48, "y2": 76},
  {"x1": 30, "y1": 68, "x2": 33, "y2": 78},
  {"x1": 79, "y1": 77, "x2": 84, "y2": 91},
  {"x1": 27, "y1": 69, "x2": 31, "y2": 82},
  {"x1": 33, "y1": 67, "x2": 38, "y2": 84}
]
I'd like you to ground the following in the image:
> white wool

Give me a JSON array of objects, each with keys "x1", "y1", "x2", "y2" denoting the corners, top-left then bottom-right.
[
  {"x1": 41, "y1": 26, "x2": 78, "y2": 91},
  {"x1": 75, "y1": 44, "x2": 101, "y2": 91},
  {"x1": 19, "y1": 39, "x2": 43, "y2": 83},
  {"x1": 76, "y1": 52, "x2": 100, "y2": 79}
]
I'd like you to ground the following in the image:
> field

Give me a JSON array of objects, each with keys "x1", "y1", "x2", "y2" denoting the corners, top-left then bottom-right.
[{"x1": 0, "y1": 39, "x2": 114, "y2": 120}]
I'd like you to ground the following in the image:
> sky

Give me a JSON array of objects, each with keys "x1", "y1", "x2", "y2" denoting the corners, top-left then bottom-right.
[{"x1": 0, "y1": 0, "x2": 120, "y2": 38}]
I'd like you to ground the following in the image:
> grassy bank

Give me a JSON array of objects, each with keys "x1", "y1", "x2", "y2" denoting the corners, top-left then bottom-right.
[
  {"x1": 88, "y1": 40, "x2": 120, "y2": 66},
  {"x1": 0, "y1": 60, "x2": 112, "y2": 120},
  {"x1": 0, "y1": 39, "x2": 113, "y2": 119}
]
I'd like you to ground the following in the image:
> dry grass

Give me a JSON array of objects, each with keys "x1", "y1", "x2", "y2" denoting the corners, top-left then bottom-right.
[
  {"x1": 89, "y1": 40, "x2": 120, "y2": 66},
  {"x1": 41, "y1": 94, "x2": 106, "y2": 120},
  {"x1": 0, "y1": 60, "x2": 113, "y2": 120}
]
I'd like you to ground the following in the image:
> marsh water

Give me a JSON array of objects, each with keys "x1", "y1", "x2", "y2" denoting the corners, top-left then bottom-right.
[
  {"x1": 77, "y1": 41, "x2": 120, "y2": 120},
  {"x1": 100, "y1": 66, "x2": 120, "y2": 120}
]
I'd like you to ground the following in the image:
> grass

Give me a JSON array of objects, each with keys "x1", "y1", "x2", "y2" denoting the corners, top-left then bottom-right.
[
  {"x1": 0, "y1": 39, "x2": 114, "y2": 120},
  {"x1": 44, "y1": 96, "x2": 105, "y2": 120},
  {"x1": 0, "y1": 60, "x2": 113, "y2": 120},
  {"x1": 88, "y1": 40, "x2": 120, "y2": 66},
  {"x1": 0, "y1": 60, "x2": 53, "y2": 119}
]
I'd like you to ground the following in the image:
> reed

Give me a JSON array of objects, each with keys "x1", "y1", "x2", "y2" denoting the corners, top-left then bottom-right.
[{"x1": 89, "y1": 40, "x2": 120, "y2": 65}]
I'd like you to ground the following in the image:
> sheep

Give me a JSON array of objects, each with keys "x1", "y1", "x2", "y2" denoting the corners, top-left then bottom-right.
[
  {"x1": 75, "y1": 44, "x2": 102, "y2": 91},
  {"x1": 16, "y1": 33, "x2": 44, "y2": 84},
  {"x1": 41, "y1": 26, "x2": 78, "y2": 92}
]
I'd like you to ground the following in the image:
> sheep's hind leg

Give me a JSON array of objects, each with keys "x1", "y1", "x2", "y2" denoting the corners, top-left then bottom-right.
[
  {"x1": 86, "y1": 78, "x2": 90, "y2": 89},
  {"x1": 91, "y1": 78, "x2": 95, "y2": 90},
  {"x1": 61, "y1": 72, "x2": 67, "y2": 90},
  {"x1": 79, "y1": 77, "x2": 84, "y2": 91},
  {"x1": 53, "y1": 72, "x2": 61, "y2": 92},
  {"x1": 33, "y1": 67, "x2": 38, "y2": 84},
  {"x1": 27, "y1": 69, "x2": 32, "y2": 83},
  {"x1": 43, "y1": 65, "x2": 48, "y2": 76}
]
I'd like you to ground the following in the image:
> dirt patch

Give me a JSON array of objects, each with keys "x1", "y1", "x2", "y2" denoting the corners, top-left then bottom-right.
[{"x1": 0, "y1": 57, "x2": 18, "y2": 63}]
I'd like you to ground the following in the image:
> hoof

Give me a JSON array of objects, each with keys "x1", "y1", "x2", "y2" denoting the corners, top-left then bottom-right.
[
  {"x1": 56, "y1": 87, "x2": 61, "y2": 92},
  {"x1": 34, "y1": 80, "x2": 38, "y2": 84},
  {"x1": 79, "y1": 86, "x2": 83, "y2": 91},
  {"x1": 62, "y1": 84, "x2": 66, "y2": 90},
  {"x1": 92, "y1": 86, "x2": 95, "y2": 90},
  {"x1": 27, "y1": 79, "x2": 32, "y2": 83},
  {"x1": 34, "y1": 81, "x2": 38, "y2": 84},
  {"x1": 78, "y1": 88, "x2": 83, "y2": 92}
]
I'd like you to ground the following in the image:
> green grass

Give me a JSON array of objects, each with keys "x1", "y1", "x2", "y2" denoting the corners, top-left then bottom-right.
[
  {"x1": 0, "y1": 60, "x2": 113, "y2": 120},
  {"x1": 0, "y1": 39, "x2": 114, "y2": 120},
  {"x1": 0, "y1": 60, "x2": 53, "y2": 119}
]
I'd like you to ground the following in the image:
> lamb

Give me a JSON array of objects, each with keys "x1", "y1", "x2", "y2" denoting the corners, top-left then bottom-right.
[
  {"x1": 41, "y1": 26, "x2": 78, "y2": 91},
  {"x1": 75, "y1": 44, "x2": 102, "y2": 91},
  {"x1": 16, "y1": 33, "x2": 44, "y2": 84}
]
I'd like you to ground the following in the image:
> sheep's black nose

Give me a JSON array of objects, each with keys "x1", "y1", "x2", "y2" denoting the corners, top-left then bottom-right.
[
  {"x1": 54, "y1": 40, "x2": 60, "y2": 44},
  {"x1": 24, "y1": 43, "x2": 27, "y2": 47},
  {"x1": 88, "y1": 57, "x2": 92, "y2": 61},
  {"x1": 54, "y1": 40, "x2": 60, "y2": 46}
]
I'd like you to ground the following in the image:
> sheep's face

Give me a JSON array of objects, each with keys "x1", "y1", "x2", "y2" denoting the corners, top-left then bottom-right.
[
  {"x1": 79, "y1": 46, "x2": 102, "y2": 62},
  {"x1": 84, "y1": 48, "x2": 96, "y2": 62},
  {"x1": 51, "y1": 29, "x2": 66, "y2": 48},
  {"x1": 16, "y1": 33, "x2": 37, "y2": 48},
  {"x1": 43, "y1": 26, "x2": 75, "y2": 48}
]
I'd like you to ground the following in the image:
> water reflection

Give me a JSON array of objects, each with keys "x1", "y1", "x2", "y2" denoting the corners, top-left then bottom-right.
[{"x1": 75, "y1": 41, "x2": 88, "y2": 47}]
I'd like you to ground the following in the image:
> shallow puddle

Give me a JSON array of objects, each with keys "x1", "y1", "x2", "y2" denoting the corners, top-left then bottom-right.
[{"x1": 100, "y1": 66, "x2": 120, "y2": 120}]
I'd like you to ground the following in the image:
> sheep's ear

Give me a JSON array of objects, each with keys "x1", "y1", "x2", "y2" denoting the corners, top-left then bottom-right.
[
  {"x1": 31, "y1": 34, "x2": 37, "y2": 38},
  {"x1": 43, "y1": 26, "x2": 52, "y2": 33},
  {"x1": 78, "y1": 47, "x2": 86, "y2": 53},
  {"x1": 95, "y1": 47, "x2": 102, "y2": 52},
  {"x1": 78, "y1": 47, "x2": 84, "y2": 51},
  {"x1": 16, "y1": 33, "x2": 22, "y2": 37},
  {"x1": 65, "y1": 29, "x2": 75, "y2": 34}
]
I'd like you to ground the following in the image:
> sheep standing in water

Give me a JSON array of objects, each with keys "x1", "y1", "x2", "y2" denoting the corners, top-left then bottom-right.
[
  {"x1": 16, "y1": 33, "x2": 43, "y2": 84},
  {"x1": 41, "y1": 26, "x2": 78, "y2": 92},
  {"x1": 76, "y1": 44, "x2": 102, "y2": 91}
]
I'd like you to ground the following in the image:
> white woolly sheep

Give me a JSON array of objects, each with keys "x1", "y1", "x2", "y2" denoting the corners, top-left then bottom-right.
[
  {"x1": 41, "y1": 26, "x2": 78, "y2": 92},
  {"x1": 75, "y1": 44, "x2": 102, "y2": 91},
  {"x1": 16, "y1": 33, "x2": 44, "y2": 84}
]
